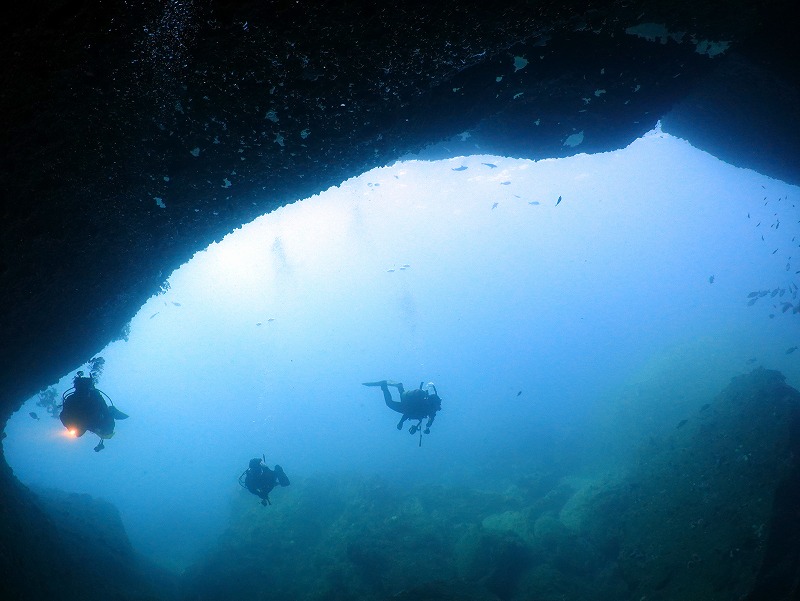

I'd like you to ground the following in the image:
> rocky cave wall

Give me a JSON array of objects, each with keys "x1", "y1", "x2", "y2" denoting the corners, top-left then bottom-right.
[{"x1": 1, "y1": 1, "x2": 799, "y2": 599}]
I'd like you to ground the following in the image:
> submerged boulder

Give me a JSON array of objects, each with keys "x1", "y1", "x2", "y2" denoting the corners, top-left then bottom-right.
[{"x1": 584, "y1": 367, "x2": 800, "y2": 601}]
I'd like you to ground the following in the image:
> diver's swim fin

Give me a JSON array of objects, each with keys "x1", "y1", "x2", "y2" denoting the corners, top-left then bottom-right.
[
  {"x1": 109, "y1": 406, "x2": 129, "y2": 420},
  {"x1": 275, "y1": 464, "x2": 290, "y2": 487},
  {"x1": 362, "y1": 381, "x2": 387, "y2": 387}
]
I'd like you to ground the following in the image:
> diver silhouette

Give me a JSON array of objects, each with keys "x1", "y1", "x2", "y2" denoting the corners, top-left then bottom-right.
[
  {"x1": 239, "y1": 457, "x2": 290, "y2": 506},
  {"x1": 362, "y1": 380, "x2": 442, "y2": 445},
  {"x1": 59, "y1": 371, "x2": 129, "y2": 452}
]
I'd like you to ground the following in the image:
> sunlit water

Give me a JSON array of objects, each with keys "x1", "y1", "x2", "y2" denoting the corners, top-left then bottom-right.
[{"x1": 5, "y1": 127, "x2": 800, "y2": 571}]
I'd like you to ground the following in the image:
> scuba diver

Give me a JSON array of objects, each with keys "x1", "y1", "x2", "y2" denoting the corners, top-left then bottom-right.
[
  {"x1": 239, "y1": 457, "x2": 290, "y2": 506},
  {"x1": 59, "y1": 371, "x2": 129, "y2": 452},
  {"x1": 362, "y1": 380, "x2": 442, "y2": 445}
]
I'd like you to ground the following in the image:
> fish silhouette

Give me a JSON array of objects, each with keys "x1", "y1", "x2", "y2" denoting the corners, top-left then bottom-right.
[{"x1": 29, "y1": 412, "x2": 39, "y2": 420}]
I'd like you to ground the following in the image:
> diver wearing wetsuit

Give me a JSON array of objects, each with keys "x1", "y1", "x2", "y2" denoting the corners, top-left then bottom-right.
[{"x1": 362, "y1": 380, "x2": 442, "y2": 439}]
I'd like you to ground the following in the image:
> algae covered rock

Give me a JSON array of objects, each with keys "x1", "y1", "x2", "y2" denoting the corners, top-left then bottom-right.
[
  {"x1": 584, "y1": 367, "x2": 800, "y2": 601},
  {"x1": 181, "y1": 368, "x2": 800, "y2": 601}
]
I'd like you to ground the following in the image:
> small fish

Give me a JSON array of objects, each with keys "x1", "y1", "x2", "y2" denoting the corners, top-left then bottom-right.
[
  {"x1": 267, "y1": 318, "x2": 275, "y2": 322},
  {"x1": 747, "y1": 212, "x2": 750, "y2": 218},
  {"x1": 29, "y1": 412, "x2": 40, "y2": 421},
  {"x1": 528, "y1": 201, "x2": 540, "y2": 206},
  {"x1": 387, "y1": 269, "x2": 395, "y2": 272},
  {"x1": 773, "y1": 248, "x2": 779, "y2": 254},
  {"x1": 676, "y1": 419, "x2": 688, "y2": 429},
  {"x1": 771, "y1": 288, "x2": 780, "y2": 297},
  {"x1": 256, "y1": 322, "x2": 262, "y2": 326},
  {"x1": 171, "y1": 301, "x2": 182, "y2": 306},
  {"x1": 516, "y1": 391, "x2": 522, "y2": 397},
  {"x1": 700, "y1": 404, "x2": 710, "y2": 412},
  {"x1": 747, "y1": 291, "x2": 760, "y2": 298},
  {"x1": 787, "y1": 346, "x2": 799, "y2": 354},
  {"x1": 708, "y1": 275, "x2": 715, "y2": 284},
  {"x1": 500, "y1": 181, "x2": 511, "y2": 185},
  {"x1": 492, "y1": 202, "x2": 498, "y2": 210},
  {"x1": 747, "y1": 297, "x2": 758, "y2": 306},
  {"x1": 781, "y1": 302, "x2": 793, "y2": 313},
  {"x1": 746, "y1": 357, "x2": 757, "y2": 364},
  {"x1": 150, "y1": 312, "x2": 159, "y2": 319},
  {"x1": 482, "y1": 163, "x2": 498, "y2": 168},
  {"x1": 556, "y1": 195, "x2": 562, "y2": 206},
  {"x1": 402, "y1": 264, "x2": 410, "y2": 268},
  {"x1": 451, "y1": 165, "x2": 468, "y2": 171}
]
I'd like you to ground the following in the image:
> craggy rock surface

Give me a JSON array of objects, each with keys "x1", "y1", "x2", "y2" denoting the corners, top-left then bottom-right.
[
  {"x1": 180, "y1": 369, "x2": 800, "y2": 601},
  {"x1": 584, "y1": 367, "x2": 800, "y2": 601},
  {"x1": 1, "y1": 1, "x2": 799, "y2": 599},
  {"x1": 1, "y1": 0, "x2": 799, "y2": 426},
  {"x1": 0, "y1": 468, "x2": 176, "y2": 600}
]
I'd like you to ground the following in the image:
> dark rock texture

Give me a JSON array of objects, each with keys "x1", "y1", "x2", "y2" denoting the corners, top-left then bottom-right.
[
  {"x1": 0, "y1": 468, "x2": 176, "y2": 600},
  {"x1": 1, "y1": 1, "x2": 799, "y2": 599},
  {"x1": 585, "y1": 368, "x2": 800, "y2": 601},
  {"x1": 179, "y1": 369, "x2": 800, "y2": 601}
]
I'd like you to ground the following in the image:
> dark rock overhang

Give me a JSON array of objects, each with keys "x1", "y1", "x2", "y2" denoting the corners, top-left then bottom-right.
[
  {"x1": 1, "y1": 2, "x2": 800, "y2": 599},
  {"x1": 0, "y1": 0, "x2": 798, "y2": 427}
]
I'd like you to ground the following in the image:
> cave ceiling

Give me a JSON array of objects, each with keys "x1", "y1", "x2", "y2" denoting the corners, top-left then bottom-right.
[{"x1": 0, "y1": 0, "x2": 798, "y2": 422}]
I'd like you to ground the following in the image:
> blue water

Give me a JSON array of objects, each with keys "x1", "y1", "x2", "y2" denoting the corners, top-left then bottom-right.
[{"x1": 5, "y1": 128, "x2": 800, "y2": 571}]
